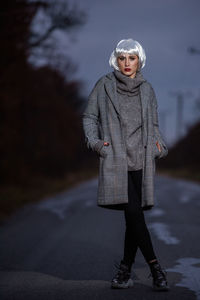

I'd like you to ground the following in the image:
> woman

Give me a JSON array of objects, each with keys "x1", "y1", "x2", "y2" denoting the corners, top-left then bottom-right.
[{"x1": 82, "y1": 39, "x2": 169, "y2": 291}]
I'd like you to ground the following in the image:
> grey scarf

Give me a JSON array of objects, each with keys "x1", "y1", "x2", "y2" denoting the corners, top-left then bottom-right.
[{"x1": 114, "y1": 69, "x2": 145, "y2": 96}]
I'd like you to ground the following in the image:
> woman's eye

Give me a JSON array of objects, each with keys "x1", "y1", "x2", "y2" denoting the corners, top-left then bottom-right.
[
  {"x1": 130, "y1": 57, "x2": 135, "y2": 60},
  {"x1": 119, "y1": 57, "x2": 125, "y2": 61}
]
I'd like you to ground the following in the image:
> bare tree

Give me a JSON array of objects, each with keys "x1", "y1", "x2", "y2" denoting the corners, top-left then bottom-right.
[
  {"x1": 28, "y1": 1, "x2": 86, "y2": 48},
  {"x1": 28, "y1": 0, "x2": 87, "y2": 78}
]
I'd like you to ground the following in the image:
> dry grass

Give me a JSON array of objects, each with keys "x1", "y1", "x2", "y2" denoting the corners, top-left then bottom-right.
[
  {"x1": 0, "y1": 166, "x2": 98, "y2": 224},
  {"x1": 157, "y1": 168, "x2": 200, "y2": 184}
]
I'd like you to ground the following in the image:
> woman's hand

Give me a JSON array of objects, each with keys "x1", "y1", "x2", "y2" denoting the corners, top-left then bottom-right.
[
  {"x1": 104, "y1": 142, "x2": 109, "y2": 146},
  {"x1": 156, "y1": 141, "x2": 161, "y2": 152}
]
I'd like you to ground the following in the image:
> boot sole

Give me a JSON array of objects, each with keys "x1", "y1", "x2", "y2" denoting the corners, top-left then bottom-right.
[
  {"x1": 111, "y1": 278, "x2": 134, "y2": 289},
  {"x1": 153, "y1": 284, "x2": 170, "y2": 291}
]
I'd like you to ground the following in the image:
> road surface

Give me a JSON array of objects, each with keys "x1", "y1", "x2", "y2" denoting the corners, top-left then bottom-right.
[{"x1": 0, "y1": 174, "x2": 200, "y2": 299}]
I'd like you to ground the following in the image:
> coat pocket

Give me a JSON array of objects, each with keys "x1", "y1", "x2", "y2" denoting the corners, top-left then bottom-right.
[
  {"x1": 94, "y1": 140, "x2": 109, "y2": 158},
  {"x1": 99, "y1": 145, "x2": 108, "y2": 158}
]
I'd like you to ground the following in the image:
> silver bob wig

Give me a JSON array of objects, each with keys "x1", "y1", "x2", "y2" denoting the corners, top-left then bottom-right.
[{"x1": 109, "y1": 39, "x2": 146, "y2": 71}]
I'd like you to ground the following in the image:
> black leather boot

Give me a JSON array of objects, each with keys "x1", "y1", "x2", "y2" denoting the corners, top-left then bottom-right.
[
  {"x1": 111, "y1": 260, "x2": 133, "y2": 289},
  {"x1": 148, "y1": 261, "x2": 169, "y2": 291}
]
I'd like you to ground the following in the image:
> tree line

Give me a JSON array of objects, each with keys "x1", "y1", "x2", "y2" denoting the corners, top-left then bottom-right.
[{"x1": 0, "y1": 0, "x2": 96, "y2": 186}]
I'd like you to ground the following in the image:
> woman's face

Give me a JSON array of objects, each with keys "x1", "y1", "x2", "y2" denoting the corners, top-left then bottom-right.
[{"x1": 117, "y1": 53, "x2": 139, "y2": 78}]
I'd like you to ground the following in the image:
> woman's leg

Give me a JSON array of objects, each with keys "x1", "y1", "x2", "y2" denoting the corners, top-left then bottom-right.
[
  {"x1": 121, "y1": 170, "x2": 169, "y2": 291},
  {"x1": 122, "y1": 171, "x2": 139, "y2": 269},
  {"x1": 123, "y1": 170, "x2": 157, "y2": 269}
]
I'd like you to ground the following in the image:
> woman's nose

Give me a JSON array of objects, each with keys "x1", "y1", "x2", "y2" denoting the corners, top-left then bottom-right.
[{"x1": 125, "y1": 58, "x2": 130, "y2": 66}]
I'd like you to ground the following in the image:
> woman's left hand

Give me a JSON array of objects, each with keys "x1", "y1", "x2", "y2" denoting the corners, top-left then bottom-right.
[
  {"x1": 103, "y1": 142, "x2": 109, "y2": 146},
  {"x1": 156, "y1": 141, "x2": 161, "y2": 152}
]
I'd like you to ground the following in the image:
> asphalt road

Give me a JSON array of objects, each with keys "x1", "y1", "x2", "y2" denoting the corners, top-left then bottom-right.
[{"x1": 0, "y1": 174, "x2": 200, "y2": 300}]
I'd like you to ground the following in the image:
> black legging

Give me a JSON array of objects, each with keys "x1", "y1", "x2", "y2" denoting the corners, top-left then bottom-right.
[{"x1": 123, "y1": 169, "x2": 157, "y2": 269}]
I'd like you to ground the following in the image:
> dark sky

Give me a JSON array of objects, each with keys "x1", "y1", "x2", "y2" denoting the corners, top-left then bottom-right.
[{"x1": 29, "y1": 0, "x2": 200, "y2": 145}]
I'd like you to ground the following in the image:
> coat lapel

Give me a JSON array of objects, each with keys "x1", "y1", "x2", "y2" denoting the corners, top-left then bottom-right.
[
  {"x1": 105, "y1": 73, "x2": 120, "y2": 116},
  {"x1": 139, "y1": 82, "x2": 149, "y2": 146},
  {"x1": 139, "y1": 82, "x2": 149, "y2": 121}
]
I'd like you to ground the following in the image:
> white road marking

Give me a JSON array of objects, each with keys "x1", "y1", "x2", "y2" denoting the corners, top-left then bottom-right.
[
  {"x1": 148, "y1": 222, "x2": 180, "y2": 245},
  {"x1": 167, "y1": 257, "x2": 200, "y2": 299},
  {"x1": 180, "y1": 195, "x2": 190, "y2": 203},
  {"x1": 176, "y1": 180, "x2": 200, "y2": 204},
  {"x1": 147, "y1": 208, "x2": 165, "y2": 217},
  {"x1": 36, "y1": 178, "x2": 98, "y2": 219}
]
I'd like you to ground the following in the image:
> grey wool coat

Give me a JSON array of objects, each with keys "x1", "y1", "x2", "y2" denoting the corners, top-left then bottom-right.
[{"x1": 82, "y1": 71, "x2": 168, "y2": 211}]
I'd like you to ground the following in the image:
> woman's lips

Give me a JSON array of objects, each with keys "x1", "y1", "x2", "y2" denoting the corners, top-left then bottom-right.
[{"x1": 124, "y1": 68, "x2": 131, "y2": 71}]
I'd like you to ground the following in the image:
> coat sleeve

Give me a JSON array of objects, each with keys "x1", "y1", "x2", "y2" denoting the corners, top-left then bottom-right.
[
  {"x1": 82, "y1": 78, "x2": 105, "y2": 155},
  {"x1": 150, "y1": 86, "x2": 168, "y2": 158}
]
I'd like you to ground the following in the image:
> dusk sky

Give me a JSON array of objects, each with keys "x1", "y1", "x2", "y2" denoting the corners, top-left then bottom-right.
[{"x1": 29, "y1": 0, "x2": 200, "y2": 145}]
